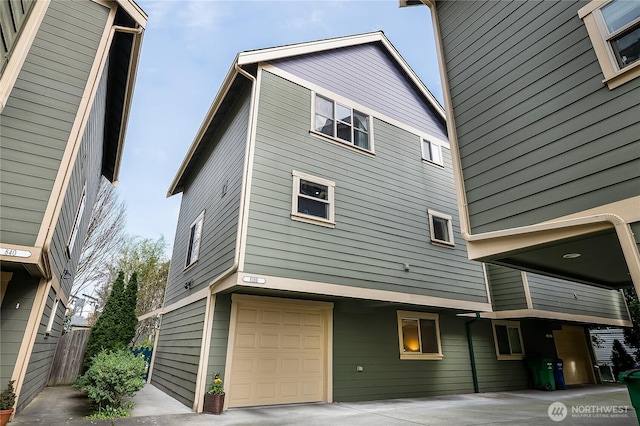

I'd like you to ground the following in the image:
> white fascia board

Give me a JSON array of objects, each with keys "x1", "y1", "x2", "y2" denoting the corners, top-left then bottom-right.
[
  {"x1": 167, "y1": 56, "x2": 241, "y2": 196},
  {"x1": 237, "y1": 31, "x2": 385, "y2": 66}
]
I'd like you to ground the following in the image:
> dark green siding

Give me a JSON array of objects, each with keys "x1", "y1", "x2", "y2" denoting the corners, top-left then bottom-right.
[
  {"x1": 19, "y1": 287, "x2": 65, "y2": 411},
  {"x1": 0, "y1": 0, "x2": 36, "y2": 73},
  {"x1": 528, "y1": 273, "x2": 630, "y2": 321},
  {"x1": 436, "y1": 0, "x2": 640, "y2": 233},
  {"x1": 486, "y1": 264, "x2": 528, "y2": 311},
  {"x1": 332, "y1": 302, "x2": 527, "y2": 401},
  {"x1": 163, "y1": 89, "x2": 249, "y2": 306},
  {"x1": 206, "y1": 293, "x2": 231, "y2": 389},
  {"x1": 151, "y1": 299, "x2": 206, "y2": 408},
  {"x1": 0, "y1": 272, "x2": 39, "y2": 391},
  {"x1": 243, "y1": 71, "x2": 488, "y2": 304},
  {"x1": 0, "y1": 0, "x2": 109, "y2": 246}
]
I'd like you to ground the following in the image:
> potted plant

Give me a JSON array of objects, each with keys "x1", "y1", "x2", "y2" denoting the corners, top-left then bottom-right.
[
  {"x1": 203, "y1": 373, "x2": 224, "y2": 415},
  {"x1": 0, "y1": 380, "x2": 16, "y2": 426}
]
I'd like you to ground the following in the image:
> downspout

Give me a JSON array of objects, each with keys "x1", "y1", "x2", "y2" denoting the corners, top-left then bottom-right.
[{"x1": 466, "y1": 312, "x2": 481, "y2": 393}]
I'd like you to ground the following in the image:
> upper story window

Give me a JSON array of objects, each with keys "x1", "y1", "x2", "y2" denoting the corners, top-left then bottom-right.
[
  {"x1": 492, "y1": 320, "x2": 525, "y2": 360},
  {"x1": 313, "y1": 94, "x2": 372, "y2": 152},
  {"x1": 67, "y1": 185, "x2": 86, "y2": 257},
  {"x1": 428, "y1": 209, "x2": 454, "y2": 247},
  {"x1": 185, "y1": 211, "x2": 204, "y2": 269},
  {"x1": 396, "y1": 310, "x2": 443, "y2": 360},
  {"x1": 579, "y1": 0, "x2": 640, "y2": 89},
  {"x1": 422, "y1": 138, "x2": 443, "y2": 166},
  {"x1": 291, "y1": 170, "x2": 335, "y2": 228}
]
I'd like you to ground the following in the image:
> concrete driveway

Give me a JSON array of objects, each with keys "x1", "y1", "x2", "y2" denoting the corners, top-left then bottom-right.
[{"x1": 12, "y1": 383, "x2": 637, "y2": 425}]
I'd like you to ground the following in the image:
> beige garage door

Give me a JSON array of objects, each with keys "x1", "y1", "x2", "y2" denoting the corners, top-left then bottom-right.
[
  {"x1": 227, "y1": 295, "x2": 332, "y2": 408},
  {"x1": 553, "y1": 325, "x2": 595, "y2": 385}
]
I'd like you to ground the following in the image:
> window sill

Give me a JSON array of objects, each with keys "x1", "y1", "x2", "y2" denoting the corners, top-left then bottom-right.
[
  {"x1": 602, "y1": 61, "x2": 640, "y2": 90},
  {"x1": 400, "y1": 353, "x2": 443, "y2": 361},
  {"x1": 291, "y1": 213, "x2": 335, "y2": 228},
  {"x1": 422, "y1": 158, "x2": 444, "y2": 168},
  {"x1": 309, "y1": 130, "x2": 375, "y2": 157},
  {"x1": 431, "y1": 239, "x2": 455, "y2": 248},
  {"x1": 183, "y1": 260, "x2": 198, "y2": 272},
  {"x1": 496, "y1": 354, "x2": 526, "y2": 361}
]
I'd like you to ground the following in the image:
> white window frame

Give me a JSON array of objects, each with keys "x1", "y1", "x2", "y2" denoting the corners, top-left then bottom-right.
[
  {"x1": 396, "y1": 310, "x2": 443, "y2": 360},
  {"x1": 421, "y1": 138, "x2": 444, "y2": 166},
  {"x1": 45, "y1": 298, "x2": 60, "y2": 336},
  {"x1": 185, "y1": 211, "x2": 204, "y2": 269},
  {"x1": 579, "y1": 0, "x2": 640, "y2": 89},
  {"x1": 427, "y1": 209, "x2": 455, "y2": 247},
  {"x1": 291, "y1": 170, "x2": 335, "y2": 228},
  {"x1": 311, "y1": 92, "x2": 374, "y2": 154},
  {"x1": 67, "y1": 185, "x2": 86, "y2": 257},
  {"x1": 492, "y1": 320, "x2": 526, "y2": 360}
]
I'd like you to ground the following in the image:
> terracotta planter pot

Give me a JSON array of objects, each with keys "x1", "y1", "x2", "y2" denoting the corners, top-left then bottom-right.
[
  {"x1": 203, "y1": 392, "x2": 225, "y2": 415},
  {"x1": 0, "y1": 408, "x2": 14, "y2": 426}
]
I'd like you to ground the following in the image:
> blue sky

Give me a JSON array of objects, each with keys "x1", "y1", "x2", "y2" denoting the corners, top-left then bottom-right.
[{"x1": 117, "y1": 0, "x2": 442, "y2": 254}]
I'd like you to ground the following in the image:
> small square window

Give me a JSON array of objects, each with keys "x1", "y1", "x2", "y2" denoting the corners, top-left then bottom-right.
[
  {"x1": 579, "y1": 0, "x2": 640, "y2": 89},
  {"x1": 185, "y1": 211, "x2": 204, "y2": 268},
  {"x1": 313, "y1": 94, "x2": 371, "y2": 151},
  {"x1": 428, "y1": 209, "x2": 454, "y2": 247},
  {"x1": 397, "y1": 311, "x2": 443, "y2": 360},
  {"x1": 492, "y1": 320, "x2": 525, "y2": 360},
  {"x1": 422, "y1": 139, "x2": 443, "y2": 165},
  {"x1": 291, "y1": 170, "x2": 335, "y2": 227}
]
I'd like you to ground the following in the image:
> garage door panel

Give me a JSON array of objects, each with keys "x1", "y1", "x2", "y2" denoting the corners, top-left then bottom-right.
[{"x1": 228, "y1": 299, "x2": 329, "y2": 408}]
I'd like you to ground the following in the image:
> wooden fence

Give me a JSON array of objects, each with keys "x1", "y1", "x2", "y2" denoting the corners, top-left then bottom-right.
[{"x1": 48, "y1": 329, "x2": 90, "y2": 386}]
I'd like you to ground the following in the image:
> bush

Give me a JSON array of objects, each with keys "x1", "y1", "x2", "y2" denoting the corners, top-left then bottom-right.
[
  {"x1": 75, "y1": 349, "x2": 146, "y2": 415},
  {"x1": 612, "y1": 339, "x2": 636, "y2": 379}
]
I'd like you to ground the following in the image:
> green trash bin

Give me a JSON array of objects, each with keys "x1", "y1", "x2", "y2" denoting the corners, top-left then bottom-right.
[
  {"x1": 527, "y1": 358, "x2": 556, "y2": 391},
  {"x1": 618, "y1": 369, "x2": 640, "y2": 423}
]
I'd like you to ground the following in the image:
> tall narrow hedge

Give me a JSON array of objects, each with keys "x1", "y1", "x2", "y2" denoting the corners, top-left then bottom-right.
[{"x1": 82, "y1": 271, "x2": 138, "y2": 370}]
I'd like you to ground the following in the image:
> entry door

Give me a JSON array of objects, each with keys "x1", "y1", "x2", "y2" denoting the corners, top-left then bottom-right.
[
  {"x1": 553, "y1": 325, "x2": 594, "y2": 385},
  {"x1": 227, "y1": 295, "x2": 332, "y2": 408}
]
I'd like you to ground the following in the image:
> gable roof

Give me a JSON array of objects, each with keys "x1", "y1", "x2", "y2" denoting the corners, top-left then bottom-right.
[{"x1": 168, "y1": 31, "x2": 444, "y2": 196}]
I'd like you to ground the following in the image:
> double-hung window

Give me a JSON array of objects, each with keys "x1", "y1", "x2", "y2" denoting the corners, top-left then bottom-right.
[
  {"x1": 397, "y1": 311, "x2": 443, "y2": 360},
  {"x1": 428, "y1": 209, "x2": 454, "y2": 247},
  {"x1": 422, "y1": 138, "x2": 443, "y2": 166},
  {"x1": 67, "y1": 185, "x2": 86, "y2": 257},
  {"x1": 313, "y1": 94, "x2": 371, "y2": 151},
  {"x1": 492, "y1": 320, "x2": 525, "y2": 360},
  {"x1": 185, "y1": 211, "x2": 204, "y2": 268},
  {"x1": 579, "y1": 0, "x2": 640, "y2": 88},
  {"x1": 291, "y1": 170, "x2": 335, "y2": 228}
]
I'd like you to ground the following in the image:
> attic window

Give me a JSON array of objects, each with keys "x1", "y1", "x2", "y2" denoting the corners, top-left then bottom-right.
[{"x1": 312, "y1": 94, "x2": 372, "y2": 152}]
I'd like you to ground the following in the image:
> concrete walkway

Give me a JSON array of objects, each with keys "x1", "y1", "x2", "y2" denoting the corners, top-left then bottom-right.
[{"x1": 12, "y1": 383, "x2": 638, "y2": 425}]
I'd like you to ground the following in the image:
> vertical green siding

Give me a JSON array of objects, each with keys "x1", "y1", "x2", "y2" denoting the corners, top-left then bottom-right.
[
  {"x1": 436, "y1": 0, "x2": 640, "y2": 233},
  {"x1": 206, "y1": 293, "x2": 231, "y2": 388},
  {"x1": 632, "y1": 222, "x2": 640, "y2": 254},
  {"x1": 0, "y1": 0, "x2": 35, "y2": 73},
  {"x1": 151, "y1": 299, "x2": 206, "y2": 408},
  {"x1": 18, "y1": 287, "x2": 64, "y2": 411},
  {"x1": 243, "y1": 71, "x2": 487, "y2": 304},
  {"x1": 0, "y1": 272, "x2": 39, "y2": 391},
  {"x1": 332, "y1": 302, "x2": 527, "y2": 401},
  {"x1": 163, "y1": 88, "x2": 250, "y2": 306},
  {"x1": 0, "y1": 0, "x2": 109, "y2": 246},
  {"x1": 486, "y1": 264, "x2": 528, "y2": 311},
  {"x1": 528, "y1": 273, "x2": 630, "y2": 321}
]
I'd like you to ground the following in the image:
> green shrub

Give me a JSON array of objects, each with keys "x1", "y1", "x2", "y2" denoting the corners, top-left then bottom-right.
[
  {"x1": 0, "y1": 380, "x2": 16, "y2": 410},
  {"x1": 75, "y1": 348, "x2": 145, "y2": 414}
]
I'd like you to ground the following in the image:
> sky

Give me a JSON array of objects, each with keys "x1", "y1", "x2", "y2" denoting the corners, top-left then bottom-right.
[{"x1": 117, "y1": 0, "x2": 442, "y2": 255}]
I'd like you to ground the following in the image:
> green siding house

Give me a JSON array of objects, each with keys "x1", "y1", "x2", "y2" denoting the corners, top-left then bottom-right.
[
  {"x1": 152, "y1": 32, "x2": 631, "y2": 412},
  {"x1": 404, "y1": 1, "x2": 640, "y2": 293},
  {"x1": 0, "y1": 0, "x2": 146, "y2": 413}
]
